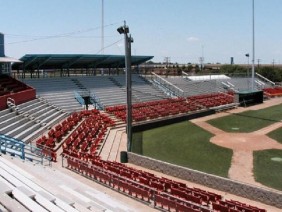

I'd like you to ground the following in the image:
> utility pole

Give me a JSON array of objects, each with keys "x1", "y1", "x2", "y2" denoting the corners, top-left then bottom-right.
[
  {"x1": 164, "y1": 57, "x2": 170, "y2": 77},
  {"x1": 257, "y1": 59, "x2": 261, "y2": 69},
  {"x1": 117, "y1": 22, "x2": 133, "y2": 152},
  {"x1": 251, "y1": 0, "x2": 255, "y2": 91},
  {"x1": 101, "y1": 0, "x2": 104, "y2": 54}
]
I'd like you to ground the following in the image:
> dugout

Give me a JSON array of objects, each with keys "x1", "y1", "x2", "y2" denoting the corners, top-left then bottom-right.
[{"x1": 235, "y1": 90, "x2": 263, "y2": 107}]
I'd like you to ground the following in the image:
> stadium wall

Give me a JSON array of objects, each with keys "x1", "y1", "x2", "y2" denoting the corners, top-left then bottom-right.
[
  {"x1": 0, "y1": 88, "x2": 36, "y2": 110},
  {"x1": 132, "y1": 109, "x2": 215, "y2": 132},
  {"x1": 128, "y1": 152, "x2": 282, "y2": 209}
]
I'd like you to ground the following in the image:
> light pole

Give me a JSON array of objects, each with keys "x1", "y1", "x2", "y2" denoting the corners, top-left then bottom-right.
[
  {"x1": 245, "y1": 53, "x2": 250, "y2": 89},
  {"x1": 245, "y1": 53, "x2": 250, "y2": 77},
  {"x1": 117, "y1": 21, "x2": 133, "y2": 152},
  {"x1": 251, "y1": 0, "x2": 255, "y2": 91}
]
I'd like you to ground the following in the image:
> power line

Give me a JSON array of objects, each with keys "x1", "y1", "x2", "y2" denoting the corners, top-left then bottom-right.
[
  {"x1": 94, "y1": 38, "x2": 123, "y2": 54},
  {"x1": 4, "y1": 22, "x2": 122, "y2": 45}
]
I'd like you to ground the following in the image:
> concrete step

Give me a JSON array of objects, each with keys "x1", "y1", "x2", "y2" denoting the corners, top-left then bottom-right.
[
  {"x1": 6, "y1": 120, "x2": 36, "y2": 138},
  {"x1": 0, "y1": 112, "x2": 19, "y2": 127},
  {"x1": 0, "y1": 117, "x2": 28, "y2": 134},
  {"x1": 14, "y1": 123, "x2": 42, "y2": 141},
  {"x1": 0, "y1": 108, "x2": 11, "y2": 117}
]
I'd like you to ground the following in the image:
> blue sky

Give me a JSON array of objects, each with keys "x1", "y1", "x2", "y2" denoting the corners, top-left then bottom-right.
[{"x1": 1, "y1": 0, "x2": 282, "y2": 64}]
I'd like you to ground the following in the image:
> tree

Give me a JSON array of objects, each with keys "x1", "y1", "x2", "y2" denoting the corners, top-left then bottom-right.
[{"x1": 219, "y1": 65, "x2": 248, "y2": 76}]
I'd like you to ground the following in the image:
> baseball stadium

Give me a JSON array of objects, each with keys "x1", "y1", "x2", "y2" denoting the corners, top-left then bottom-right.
[{"x1": 1, "y1": 26, "x2": 282, "y2": 212}]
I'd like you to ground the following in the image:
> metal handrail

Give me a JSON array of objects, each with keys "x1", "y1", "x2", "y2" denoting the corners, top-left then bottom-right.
[
  {"x1": 74, "y1": 91, "x2": 85, "y2": 105},
  {"x1": 255, "y1": 73, "x2": 275, "y2": 86},
  {"x1": 151, "y1": 72, "x2": 184, "y2": 97}
]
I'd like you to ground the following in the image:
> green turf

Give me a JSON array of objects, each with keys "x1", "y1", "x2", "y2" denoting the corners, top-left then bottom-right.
[
  {"x1": 207, "y1": 104, "x2": 282, "y2": 132},
  {"x1": 267, "y1": 127, "x2": 282, "y2": 144},
  {"x1": 253, "y1": 149, "x2": 282, "y2": 191},
  {"x1": 132, "y1": 121, "x2": 232, "y2": 177}
]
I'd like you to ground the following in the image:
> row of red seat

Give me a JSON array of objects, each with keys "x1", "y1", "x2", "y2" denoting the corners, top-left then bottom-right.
[
  {"x1": 61, "y1": 110, "x2": 115, "y2": 161},
  {"x1": 65, "y1": 155, "x2": 266, "y2": 212},
  {"x1": 187, "y1": 93, "x2": 234, "y2": 108},
  {"x1": 106, "y1": 93, "x2": 234, "y2": 122},
  {"x1": 36, "y1": 112, "x2": 83, "y2": 149},
  {"x1": 65, "y1": 156, "x2": 212, "y2": 211},
  {"x1": 91, "y1": 159, "x2": 222, "y2": 206},
  {"x1": 39, "y1": 108, "x2": 264, "y2": 212},
  {"x1": 263, "y1": 87, "x2": 282, "y2": 97},
  {"x1": 0, "y1": 75, "x2": 30, "y2": 96},
  {"x1": 36, "y1": 110, "x2": 114, "y2": 161},
  {"x1": 213, "y1": 199, "x2": 266, "y2": 212},
  {"x1": 154, "y1": 194, "x2": 211, "y2": 212}
]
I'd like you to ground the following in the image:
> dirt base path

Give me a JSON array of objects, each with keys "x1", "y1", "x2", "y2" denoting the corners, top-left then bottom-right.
[
  {"x1": 227, "y1": 150, "x2": 260, "y2": 185},
  {"x1": 191, "y1": 98, "x2": 282, "y2": 186}
]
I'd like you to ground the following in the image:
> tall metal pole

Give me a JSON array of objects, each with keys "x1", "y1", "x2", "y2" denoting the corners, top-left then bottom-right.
[
  {"x1": 123, "y1": 21, "x2": 132, "y2": 152},
  {"x1": 251, "y1": 0, "x2": 255, "y2": 91},
  {"x1": 101, "y1": 0, "x2": 104, "y2": 54}
]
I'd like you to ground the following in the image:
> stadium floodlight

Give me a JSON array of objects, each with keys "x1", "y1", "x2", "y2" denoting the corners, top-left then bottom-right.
[
  {"x1": 117, "y1": 26, "x2": 129, "y2": 34},
  {"x1": 117, "y1": 21, "x2": 133, "y2": 153},
  {"x1": 245, "y1": 53, "x2": 250, "y2": 76}
]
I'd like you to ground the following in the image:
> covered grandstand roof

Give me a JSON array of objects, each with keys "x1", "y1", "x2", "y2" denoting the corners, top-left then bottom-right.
[{"x1": 11, "y1": 54, "x2": 153, "y2": 70}]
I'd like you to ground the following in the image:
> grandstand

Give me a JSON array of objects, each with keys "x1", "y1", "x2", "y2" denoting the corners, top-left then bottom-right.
[{"x1": 1, "y1": 50, "x2": 282, "y2": 211}]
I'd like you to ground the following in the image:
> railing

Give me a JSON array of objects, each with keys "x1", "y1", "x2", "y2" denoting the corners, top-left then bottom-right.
[
  {"x1": 182, "y1": 71, "x2": 190, "y2": 77},
  {"x1": 90, "y1": 92, "x2": 104, "y2": 110},
  {"x1": 150, "y1": 72, "x2": 184, "y2": 97},
  {"x1": 74, "y1": 91, "x2": 85, "y2": 106},
  {"x1": 0, "y1": 134, "x2": 52, "y2": 166},
  {"x1": 7, "y1": 97, "x2": 17, "y2": 110},
  {"x1": 255, "y1": 73, "x2": 276, "y2": 86}
]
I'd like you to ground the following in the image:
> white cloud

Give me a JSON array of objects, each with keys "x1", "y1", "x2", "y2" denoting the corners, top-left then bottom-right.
[{"x1": 187, "y1": 36, "x2": 200, "y2": 42}]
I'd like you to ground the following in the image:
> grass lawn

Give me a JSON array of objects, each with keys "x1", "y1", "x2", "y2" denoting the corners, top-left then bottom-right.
[
  {"x1": 253, "y1": 149, "x2": 282, "y2": 191},
  {"x1": 267, "y1": 127, "x2": 282, "y2": 144},
  {"x1": 207, "y1": 104, "x2": 282, "y2": 133},
  {"x1": 132, "y1": 121, "x2": 232, "y2": 178}
]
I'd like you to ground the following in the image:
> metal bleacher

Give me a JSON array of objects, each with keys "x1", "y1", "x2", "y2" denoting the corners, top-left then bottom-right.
[
  {"x1": 110, "y1": 74, "x2": 168, "y2": 102},
  {"x1": 76, "y1": 75, "x2": 127, "y2": 108},
  {"x1": 0, "y1": 98, "x2": 68, "y2": 143},
  {"x1": 75, "y1": 74, "x2": 167, "y2": 108},
  {"x1": 0, "y1": 154, "x2": 140, "y2": 212},
  {"x1": 21, "y1": 78, "x2": 83, "y2": 113},
  {"x1": 163, "y1": 76, "x2": 226, "y2": 97}
]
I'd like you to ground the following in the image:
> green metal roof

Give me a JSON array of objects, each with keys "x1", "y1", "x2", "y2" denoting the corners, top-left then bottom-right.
[{"x1": 12, "y1": 54, "x2": 153, "y2": 70}]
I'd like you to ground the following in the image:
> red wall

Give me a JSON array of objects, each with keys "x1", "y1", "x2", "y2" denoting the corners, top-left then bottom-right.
[
  {"x1": 0, "y1": 88, "x2": 36, "y2": 110},
  {"x1": 0, "y1": 76, "x2": 36, "y2": 110}
]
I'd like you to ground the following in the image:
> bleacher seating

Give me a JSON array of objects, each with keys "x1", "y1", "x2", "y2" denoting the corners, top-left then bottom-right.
[
  {"x1": 0, "y1": 75, "x2": 29, "y2": 95},
  {"x1": 36, "y1": 109, "x2": 115, "y2": 161},
  {"x1": 0, "y1": 155, "x2": 135, "y2": 212},
  {"x1": 164, "y1": 76, "x2": 226, "y2": 97},
  {"x1": 76, "y1": 75, "x2": 128, "y2": 107},
  {"x1": 75, "y1": 74, "x2": 168, "y2": 107},
  {"x1": 1, "y1": 74, "x2": 271, "y2": 211},
  {"x1": 21, "y1": 77, "x2": 82, "y2": 113},
  {"x1": 0, "y1": 75, "x2": 36, "y2": 110},
  {"x1": 64, "y1": 155, "x2": 266, "y2": 212},
  {"x1": 0, "y1": 98, "x2": 67, "y2": 144},
  {"x1": 22, "y1": 95, "x2": 259, "y2": 211},
  {"x1": 110, "y1": 74, "x2": 168, "y2": 102},
  {"x1": 105, "y1": 93, "x2": 234, "y2": 122},
  {"x1": 263, "y1": 87, "x2": 282, "y2": 97}
]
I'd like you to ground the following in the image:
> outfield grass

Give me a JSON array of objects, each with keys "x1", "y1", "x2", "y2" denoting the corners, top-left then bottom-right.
[
  {"x1": 207, "y1": 104, "x2": 282, "y2": 132},
  {"x1": 132, "y1": 121, "x2": 232, "y2": 177},
  {"x1": 267, "y1": 127, "x2": 282, "y2": 144},
  {"x1": 253, "y1": 149, "x2": 282, "y2": 191}
]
